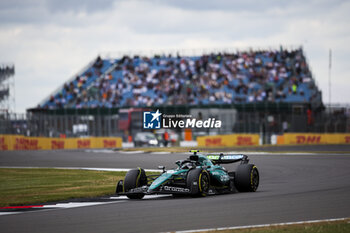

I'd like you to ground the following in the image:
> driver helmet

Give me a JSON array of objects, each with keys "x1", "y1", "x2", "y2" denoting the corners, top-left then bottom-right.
[{"x1": 181, "y1": 162, "x2": 193, "y2": 169}]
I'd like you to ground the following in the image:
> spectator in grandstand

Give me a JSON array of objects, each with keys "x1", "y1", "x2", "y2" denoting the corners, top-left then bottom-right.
[
  {"x1": 41, "y1": 48, "x2": 320, "y2": 109},
  {"x1": 292, "y1": 83, "x2": 298, "y2": 94},
  {"x1": 93, "y1": 56, "x2": 103, "y2": 69}
]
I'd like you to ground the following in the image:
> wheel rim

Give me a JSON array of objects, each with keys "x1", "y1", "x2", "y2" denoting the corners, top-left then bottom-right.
[
  {"x1": 200, "y1": 173, "x2": 209, "y2": 193},
  {"x1": 251, "y1": 168, "x2": 259, "y2": 191}
]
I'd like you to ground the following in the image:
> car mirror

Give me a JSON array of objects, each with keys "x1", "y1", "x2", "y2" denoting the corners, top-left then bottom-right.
[{"x1": 158, "y1": 165, "x2": 166, "y2": 172}]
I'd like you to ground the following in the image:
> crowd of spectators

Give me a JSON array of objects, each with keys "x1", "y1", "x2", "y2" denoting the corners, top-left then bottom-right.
[
  {"x1": 45, "y1": 56, "x2": 110, "y2": 109},
  {"x1": 42, "y1": 48, "x2": 321, "y2": 109}
]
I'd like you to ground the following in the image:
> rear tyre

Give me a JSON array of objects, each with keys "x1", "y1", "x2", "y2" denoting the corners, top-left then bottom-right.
[
  {"x1": 187, "y1": 168, "x2": 210, "y2": 197},
  {"x1": 234, "y1": 164, "x2": 259, "y2": 192},
  {"x1": 123, "y1": 168, "x2": 147, "y2": 199}
]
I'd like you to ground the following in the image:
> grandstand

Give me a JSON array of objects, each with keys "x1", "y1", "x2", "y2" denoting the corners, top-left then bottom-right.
[
  {"x1": 38, "y1": 47, "x2": 322, "y2": 110},
  {"x1": 23, "y1": 47, "x2": 344, "y2": 141}
]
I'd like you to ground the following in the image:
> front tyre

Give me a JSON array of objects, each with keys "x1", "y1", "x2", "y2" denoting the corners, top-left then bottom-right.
[
  {"x1": 116, "y1": 180, "x2": 123, "y2": 194},
  {"x1": 234, "y1": 164, "x2": 259, "y2": 192},
  {"x1": 187, "y1": 168, "x2": 210, "y2": 197},
  {"x1": 123, "y1": 168, "x2": 147, "y2": 199}
]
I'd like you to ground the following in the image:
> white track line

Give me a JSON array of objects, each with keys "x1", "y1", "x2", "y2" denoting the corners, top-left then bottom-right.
[
  {"x1": 227, "y1": 151, "x2": 271, "y2": 155},
  {"x1": 226, "y1": 151, "x2": 319, "y2": 155},
  {"x1": 109, "y1": 195, "x2": 171, "y2": 200},
  {"x1": 0, "y1": 166, "x2": 162, "y2": 173},
  {"x1": 170, "y1": 217, "x2": 349, "y2": 233},
  {"x1": 0, "y1": 212, "x2": 19, "y2": 216},
  {"x1": 0, "y1": 201, "x2": 121, "y2": 216},
  {"x1": 43, "y1": 202, "x2": 121, "y2": 209},
  {"x1": 117, "y1": 150, "x2": 145, "y2": 154},
  {"x1": 81, "y1": 167, "x2": 161, "y2": 172},
  {"x1": 151, "y1": 152, "x2": 172, "y2": 155},
  {"x1": 85, "y1": 149, "x2": 116, "y2": 153},
  {"x1": 0, "y1": 195, "x2": 169, "y2": 216}
]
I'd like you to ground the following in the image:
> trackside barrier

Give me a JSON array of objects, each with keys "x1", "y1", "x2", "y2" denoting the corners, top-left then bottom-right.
[
  {"x1": 277, "y1": 133, "x2": 350, "y2": 145},
  {"x1": 0, "y1": 135, "x2": 122, "y2": 151},
  {"x1": 197, "y1": 134, "x2": 260, "y2": 147}
]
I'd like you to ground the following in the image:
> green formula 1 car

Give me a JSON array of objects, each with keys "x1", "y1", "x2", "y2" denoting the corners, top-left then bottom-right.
[{"x1": 115, "y1": 150, "x2": 259, "y2": 199}]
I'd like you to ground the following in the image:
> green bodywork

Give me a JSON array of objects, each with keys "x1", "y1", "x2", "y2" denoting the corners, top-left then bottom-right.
[
  {"x1": 148, "y1": 154, "x2": 231, "y2": 191},
  {"x1": 149, "y1": 169, "x2": 187, "y2": 190}
]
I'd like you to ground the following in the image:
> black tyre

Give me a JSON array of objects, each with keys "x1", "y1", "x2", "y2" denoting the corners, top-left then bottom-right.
[
  {"x1": 187, "y1": 168, "x2": 210, "y2": 197},
  {"x1": 234, "y1": 164, "x2": 259, "y2": 192},
  {"x1": 115, "y1": 180, "x2": 123, "y2": 194},
  {"x1": 123, "y1": 168, "x2": 147, "y2": 199}
]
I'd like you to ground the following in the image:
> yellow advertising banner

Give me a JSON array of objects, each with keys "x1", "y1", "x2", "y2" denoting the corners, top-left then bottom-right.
[
  {"x1": 280, "y1": 133, "x2": 350, "y2": 145},
  {"x1": 197, "y1": 134, "x2": 260, "y2": 147},
  {"x1": 0, "y1": 135, "x2": 122, "y2": 151}
]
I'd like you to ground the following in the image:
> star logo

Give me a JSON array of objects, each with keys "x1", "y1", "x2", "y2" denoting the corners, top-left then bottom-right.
[
  {"x1": 143, "y1": 110, "x2": 162, "y2": 129},
  {"x1": 150, "y1": 109, "x2": 162, "y2": 122}
]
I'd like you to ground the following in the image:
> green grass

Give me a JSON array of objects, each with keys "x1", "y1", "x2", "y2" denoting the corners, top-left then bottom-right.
[
  {"x1": 204, "y1": 219, "x2": 350, "y2": 233},
  {"x1": 0, "y1": 168, "x2": 127, "y2": 206}
]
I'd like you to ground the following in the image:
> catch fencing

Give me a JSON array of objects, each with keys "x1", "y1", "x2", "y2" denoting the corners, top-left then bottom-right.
[{"x1": 0, "y1": 103, "x2": 349, "y2": 143}]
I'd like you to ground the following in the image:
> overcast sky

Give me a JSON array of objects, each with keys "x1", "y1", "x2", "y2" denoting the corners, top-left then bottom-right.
[{"x1": 0, "y1": 0, "x2": 349, "y2": 113}]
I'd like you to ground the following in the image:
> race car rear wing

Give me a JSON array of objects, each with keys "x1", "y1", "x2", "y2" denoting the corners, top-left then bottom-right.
[{"x1": 207, "y1": 153, "x2": 249, "y2": 164}]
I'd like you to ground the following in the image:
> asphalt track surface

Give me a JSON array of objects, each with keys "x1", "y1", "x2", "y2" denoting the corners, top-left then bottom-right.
[{"x1": 0, "y1": 146, "x2": 350, "y2": 233}]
